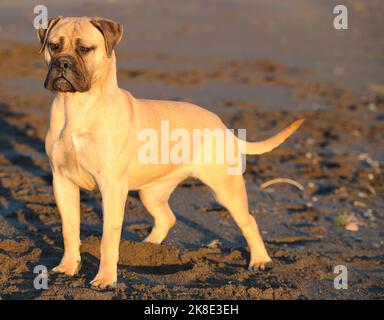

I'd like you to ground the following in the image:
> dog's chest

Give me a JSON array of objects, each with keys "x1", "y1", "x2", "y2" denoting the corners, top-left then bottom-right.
[{"x1": 48, "y1": 131, "x2": 97, "y2": 190}]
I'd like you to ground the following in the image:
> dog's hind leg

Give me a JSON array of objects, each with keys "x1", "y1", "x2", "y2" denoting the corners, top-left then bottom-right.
[
  {"x1": 198, "y1": 170, "x2": 272, "y2": 270},
  {"x1": 139, "y1": 178, "x2": 180, "y2": 244}
]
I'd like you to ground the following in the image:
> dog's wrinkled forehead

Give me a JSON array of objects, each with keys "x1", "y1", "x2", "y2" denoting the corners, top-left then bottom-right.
[
  {"x1": 48, "y1": 18, "x2": 104, "y2": 47},
  {"x1": 38, "y1": 17, "x2": 123, "y2": 58}
]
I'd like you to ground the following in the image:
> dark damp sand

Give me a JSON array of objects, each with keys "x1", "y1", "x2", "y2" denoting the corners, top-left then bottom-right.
[{"x1": 0, "y1": 0, "x2": 383, "y2": 299}]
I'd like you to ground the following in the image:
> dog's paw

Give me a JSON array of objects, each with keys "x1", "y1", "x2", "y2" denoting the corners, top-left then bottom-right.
[
  {"x1": 248, "y1": 258, "x2": 273, "y2": 271},
  {"x1": 52, "y1": 258, "x2": 81, "y2": 276},
  {"x1": 143, "y1": 235, "x2": 162, "y2": 244},
  {"x1": 143, "y1": 227, "x2": 170, "y2": 244},
  {"x1": 90, "y1": 273, "x2": 117, "y2": 290}
]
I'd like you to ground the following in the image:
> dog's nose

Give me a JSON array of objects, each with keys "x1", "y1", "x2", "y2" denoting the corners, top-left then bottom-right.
[{"x1": 54, "y1": 57, "x2": 72, "y2": 70}]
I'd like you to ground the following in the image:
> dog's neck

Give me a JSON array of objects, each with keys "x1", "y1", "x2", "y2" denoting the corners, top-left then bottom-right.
[{"x1": 54, "y1": 52, "x2": 120, "y2": 128}]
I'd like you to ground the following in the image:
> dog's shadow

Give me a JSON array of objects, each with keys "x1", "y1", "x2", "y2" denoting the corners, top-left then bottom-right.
[{"x1": 79, "y1": 252, "x2": 193, "y2": 280}]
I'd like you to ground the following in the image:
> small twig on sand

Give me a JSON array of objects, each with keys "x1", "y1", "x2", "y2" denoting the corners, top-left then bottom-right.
[
  {"x1": 364, "y1": 183, "x2": 377, "y2": 196},
  {"x1": 260, "y1": 178, "x2": 304, "y2": 191}
]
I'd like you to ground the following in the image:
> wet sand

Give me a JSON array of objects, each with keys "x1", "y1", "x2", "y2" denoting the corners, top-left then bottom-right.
[{"x1": 0, "y1": 0, "x2": 383, "y2": 299}]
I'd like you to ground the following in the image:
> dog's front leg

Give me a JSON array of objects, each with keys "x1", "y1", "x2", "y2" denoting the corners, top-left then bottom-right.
[
  {"x1": 52, "y1": 174, "x2": 81, "y2": 275},
  {"x1": 90, "y1": 180, "x2": 129, "y2": 289}
]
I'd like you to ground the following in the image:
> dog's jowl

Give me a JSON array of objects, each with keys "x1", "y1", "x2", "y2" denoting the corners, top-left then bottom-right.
[{"x1": 38, "y1": 16, "x2": 303, "y2": 288}]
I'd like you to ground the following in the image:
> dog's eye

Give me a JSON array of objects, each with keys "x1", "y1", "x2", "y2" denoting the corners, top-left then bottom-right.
[
  {"x1": 49, "y1": 43, "x2": 60, "y2": 52},
  {"x1": 78, "y1": 46, "x2": 92, "y2": 55}
]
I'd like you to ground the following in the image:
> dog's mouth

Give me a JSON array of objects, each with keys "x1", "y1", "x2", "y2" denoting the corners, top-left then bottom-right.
[{"x1": 52, "y1": 76, "x2": 76, "y2": 92}]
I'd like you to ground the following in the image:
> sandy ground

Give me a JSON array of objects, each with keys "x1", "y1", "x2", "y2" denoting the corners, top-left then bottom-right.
[{"x1": 0, "y1": 0, "x2": 383, "y2": 299}]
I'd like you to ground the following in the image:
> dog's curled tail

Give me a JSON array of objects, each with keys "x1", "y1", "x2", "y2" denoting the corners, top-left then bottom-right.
[{"x1": 244, "y1": 119, "x2": 304, "y2": 155}]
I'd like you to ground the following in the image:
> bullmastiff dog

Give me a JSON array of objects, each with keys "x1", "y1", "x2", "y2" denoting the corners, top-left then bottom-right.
[{"x1": 37, "y1": 16, "x2": 303, "y2": 288}]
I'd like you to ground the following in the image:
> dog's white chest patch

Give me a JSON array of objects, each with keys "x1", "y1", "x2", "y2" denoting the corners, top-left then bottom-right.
[
  {"x1": 70, "y1": 132, "x2": 99, "y2": 188},
  {"x1": 49, "y1": 132, "x2": 97, "y2": 190}
]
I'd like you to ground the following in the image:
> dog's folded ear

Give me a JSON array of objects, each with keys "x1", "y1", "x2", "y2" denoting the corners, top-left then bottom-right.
[
  {"x1": 90, "y1": 18, "x2": 123, "y2": 58},
  {"x1": 37, "y1": 16, "x2": 62, "y2": 54}
]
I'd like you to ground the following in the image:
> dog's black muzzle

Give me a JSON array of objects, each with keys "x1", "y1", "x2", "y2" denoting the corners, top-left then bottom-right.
[{"x1": 44, "y1": 55, "x2": 91, "y2": 93}]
